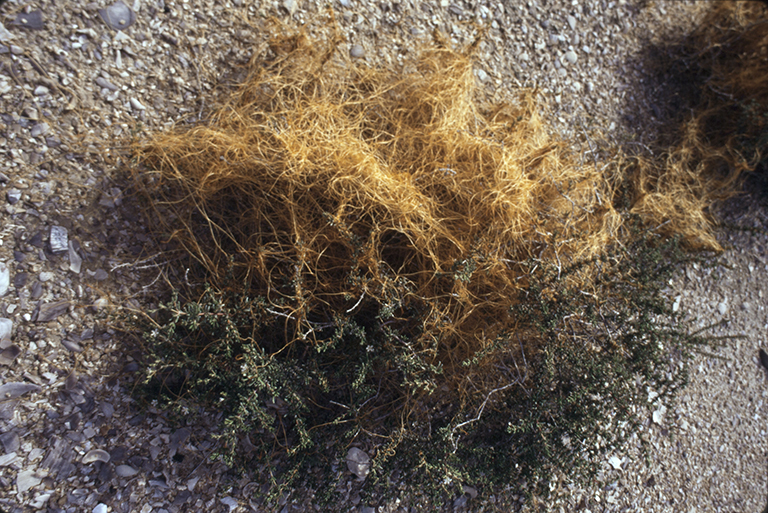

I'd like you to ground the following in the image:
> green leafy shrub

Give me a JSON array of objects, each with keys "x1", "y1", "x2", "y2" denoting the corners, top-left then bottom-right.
[{"x1": 131, "y1": 226, "x2": 710, "y2": 507}]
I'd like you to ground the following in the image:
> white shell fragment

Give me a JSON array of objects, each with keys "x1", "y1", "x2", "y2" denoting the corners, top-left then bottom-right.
[
  {"x1": 82, "y1": 449, "x2": 111, "y2": 464},
  {"x1": 0, "y1": 22, "x2": 14, "y2": 42},
  {"x1": 99, "y1": 1, "x2": 137, "y2": 31},
  {"x1": 50, "y1": 226, "x2": 69, "y2": 253},
  {"x1": 0, "y1": 382, "x2": 41, "y2": 399},
  {"x1": 69, "y1": 241, "x2": 82, "y2": 274},
  {"x1": 0, "y1": 452, "x2": 18, "y2": 466},
  {"x1": 0, "y1": 262, "x2": 8, "y2": 296},
  {"x1": 0, "y1": 318, "x2": 13, "y2": 344},
  {"x1": 345, "y1": 447, "x2": 370, "y2": 480}
]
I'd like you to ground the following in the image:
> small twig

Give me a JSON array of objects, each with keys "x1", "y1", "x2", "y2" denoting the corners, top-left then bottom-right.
[
  {"x1": 346, "y1": 291, "x2": 365, "y2": 313},
  {"x1": 110, "y1": 253, "x2": 167, "y2": 271},
  {"x1": 141, "y1": 269, "x2": 165, "y2": 291},
  {"x1": 449, "y1": 338, "x2": 528, "y2": 452}
]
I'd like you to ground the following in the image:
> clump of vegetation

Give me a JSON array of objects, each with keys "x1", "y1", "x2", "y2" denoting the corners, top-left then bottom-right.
[
  {"x1": 125, "y1": 14, "x2": 722, "y2": 509},
  {"x1": 625, "y1": 0, "x2": 768, "y2": 241},
  {"x1": 683, "y1": 0, "x2": 768, "y2": 172}
]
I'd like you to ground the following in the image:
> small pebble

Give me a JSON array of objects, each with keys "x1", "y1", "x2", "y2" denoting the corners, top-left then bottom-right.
[
  {"x1": 114, "y1": 30, "x2": 131, "y2": 42},
  {"x1": 95, "y1": 77, "x2": 119, "y2": 91},
  {"x1": 475, "y1": 68, "x2": 489, "y2": 82},
  {"x1": 0, "y1": 431, "x2": 20, "y2": 453},
  {"x1": 30, "y1": 123, "x2": 49, "y2": 138},
  {"x1": 350, "y1": 44, "x2": 365, "y2": 58},
  {"x1": 0, "y1": 345, "x2": 21, "y2": 365},
  {"x1": 346, "y1": 447, "x2": 370, "y2": 480},
  {"x1": 39, "y1": 272, "x2": 55, "y2": 282},
  {"x1": 564, "y1": 50, "x2": 578, "y2": 64},
  {"x1": 567, "y1": 15, "x2": 577, "y2": 30},
  {"x1": 33, "y1": 85, "x2": 49, "y2": 96},
  {"x1": 93, "y1": 504, "x2": 109, "y2": 513},
  {"x1": 115, "y1": 464, "x2": 138, "y2": 477},
  {"x1": 283, "y1": 0, "x2": 297, "y2": 14},
  {"x1": 221, "y1": 497, "x2": 239, "y2": 512},
  {"x1": 717, "y1": 301, "x2": 728, "y2": 315},
  {"x1": 6, "y1": 189, "x2": 21, "y2": 205},
  {"x1": 101, "y1": 402, "x2": 115, "y2": 418},
  {"x1": 130, "y1": 98, "x2": 146, "y2": 111},
  {"x1": 16, "y1": 469, "x2": 42, "y2": 493},
  {"x1": 30, "y1": 281, "x2": 43, "y2": 300},
  {"x1": 61, "y1": 339, "x2": 83, "y2": 353}
]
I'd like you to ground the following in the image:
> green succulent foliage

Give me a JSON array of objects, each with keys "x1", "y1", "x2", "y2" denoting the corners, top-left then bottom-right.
[{"x1": 133, "y1": 225, "x2": 711, "y2": 508}]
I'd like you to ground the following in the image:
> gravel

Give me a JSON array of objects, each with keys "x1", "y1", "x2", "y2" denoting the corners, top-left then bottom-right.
[{"x1": 0, "y1": 0, "x2": 765, "y2": 511}]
